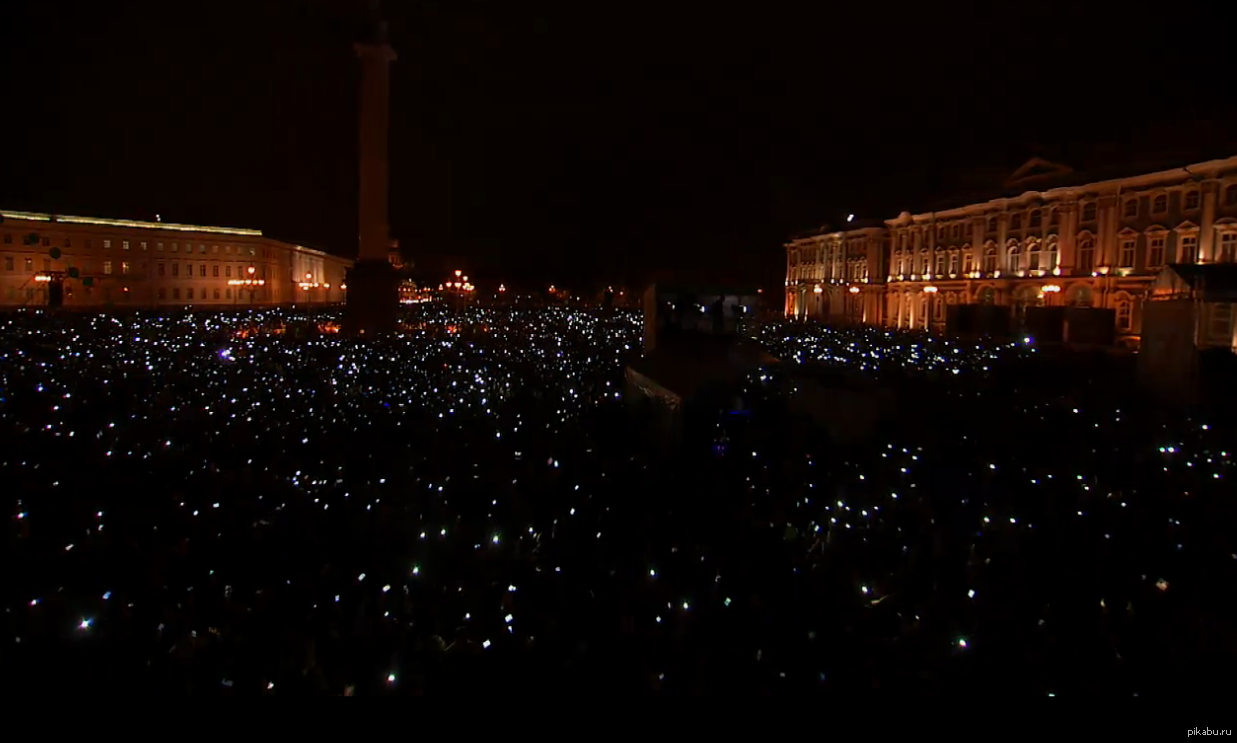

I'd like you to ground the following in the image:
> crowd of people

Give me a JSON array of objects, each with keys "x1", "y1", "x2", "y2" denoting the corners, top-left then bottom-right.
[{"x1": 2, "y1": 306, "x2": 1234, "y2": 694}]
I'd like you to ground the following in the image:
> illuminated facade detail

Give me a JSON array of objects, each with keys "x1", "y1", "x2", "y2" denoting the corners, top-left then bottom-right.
[
  {"x1": 0, "y1": 210, "x2": 352, "y2": 308},
  {"x1": 784, "y1": 223, "x2": 885, "y2": 325},
  {"x1": 784, "y1": 155, "x2": 1237, "y2": 346}
]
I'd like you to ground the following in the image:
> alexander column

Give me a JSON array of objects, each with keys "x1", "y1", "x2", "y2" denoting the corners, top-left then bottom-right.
[{"x1": 343, "y1": 7, "x2": 399, "y2": 335}]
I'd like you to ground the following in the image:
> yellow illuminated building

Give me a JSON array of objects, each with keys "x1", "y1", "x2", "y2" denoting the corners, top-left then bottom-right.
[
  {"x1": 0, "y1": 209, "x2": 353, "y2": 309},
  {"x1": 786, "y1": 155, "x2": 1237, "y2": 346}
]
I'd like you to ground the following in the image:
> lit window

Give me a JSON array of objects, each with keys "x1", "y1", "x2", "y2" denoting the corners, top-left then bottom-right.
[
  {"x1": 171, "y1": 243, "x2": 178, "y2": 252},
  {"x1": 1078, "y1": 238, "x2": 1095, "y2": 272},
  {"x1": 103, "y1": 239, "x2": 112, "y2": 249},
  {"x1": 140, "y1": 241, "x2": 148, "y2": 250},
  {"x1": 121, "y1": 261, "x2": 130, "y2": 275},
  {"x1": 1116, "y1": 300, "x2": 1132, "y2": 331},
  {"x1": 157, "y1": 243, "x2": 164, "y2": 251},
  {"x1": 199, "y1": 244, "x2": 206, "y2": 254},
  {"x1": 103, "y1": 260, "x2": 113, "y2": 275},
  {"x1": 122, "y1": 240, "x2": 130, "y2": 250},
  {"x1": 212, "y1": 245, "x2": 219, "y2": 253},
  {"x1": 1119, "y1": 239, "x2": 1136, "y2": 267},
  {"x1": 1180, "y1": 234, "x2": 1199, "y2": 263},
  {"x1": 1220, "y1": 233, "x2": 1237, "y2": 263},
  {"x1": 1148, "y1": 236, "x2": 1165, "y2": 267}
]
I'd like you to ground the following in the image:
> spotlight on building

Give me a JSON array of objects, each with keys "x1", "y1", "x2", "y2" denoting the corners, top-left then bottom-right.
[
  {"x1": 813, "y1": 285, "x2": 823, "y2": 294},
  {"x1": 848, "y1": 286, "x2": 860, "y2": 294},
  {"x1": 923, "y1": 285, "x2": 939, "y2": 294}
]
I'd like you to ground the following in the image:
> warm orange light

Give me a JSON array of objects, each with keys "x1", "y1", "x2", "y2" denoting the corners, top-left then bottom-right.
[
  {"x1": 455, "y1": 270, "x2": 462, "y2": 278},
  {"x1": 247, "y1": 266, "x2": 256, "y2": 276},
  {"x1": 305, "y1": 272, "x2": 313, "y2": 281}
]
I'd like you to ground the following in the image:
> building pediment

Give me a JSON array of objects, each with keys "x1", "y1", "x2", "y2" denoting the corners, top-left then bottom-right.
[
  {"x1": 1145, "y1": 224, "x2": 1169, "y2": 234},
  {"x1": 1174, "y1": 220, "x2": 1199, "y2": 232},
  {"x1": 1005, "y1": 157, "x2": 1074, "y2": 188},
  {"x1": 1117, "y1": 227, "x2": 1140, "y2": 237}
]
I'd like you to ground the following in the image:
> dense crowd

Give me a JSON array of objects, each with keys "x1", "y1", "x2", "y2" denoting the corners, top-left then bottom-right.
[{"x1": 2, "y1": 306, "x2": 1235, "y2": 695}]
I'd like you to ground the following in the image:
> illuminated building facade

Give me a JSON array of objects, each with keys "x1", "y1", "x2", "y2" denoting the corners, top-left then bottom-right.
[
  {"x1": 0, "y1": 209, "x2": 352, "y2": 309},
  {"x1": 785, "y1": 155, "x2": 1237, "y2": 346},
  {"x1": 784, "y1": 222, "x2": 886, "y2": 325}
]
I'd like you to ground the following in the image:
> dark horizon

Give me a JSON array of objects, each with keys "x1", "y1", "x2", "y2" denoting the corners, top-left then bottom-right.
[{"x1": 5, "y1": 1, "x2": 1237, "y2": 291}]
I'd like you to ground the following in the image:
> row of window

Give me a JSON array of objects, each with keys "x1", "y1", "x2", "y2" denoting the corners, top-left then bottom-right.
[
  {"x1": 4, "y1": 285, "x2": 259, "y2": 302},
  {"x1": 0, "y1": 234, "x2": 262, "y2": 257},
  {"x1": 156, "y1": 263, "x2": 261, "y2": 278},
  {"x1": 889, "y1": 186, "x2": 1237, "y2": 249}
]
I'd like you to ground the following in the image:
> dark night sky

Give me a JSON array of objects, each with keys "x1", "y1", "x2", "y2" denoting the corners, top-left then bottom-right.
[{"x1": 4, "y1": 1, "x2": 1236, "y2": 291}]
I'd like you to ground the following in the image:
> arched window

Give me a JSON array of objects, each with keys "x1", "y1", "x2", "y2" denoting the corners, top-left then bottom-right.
[
  {"x1": 962, "y1": 248, "x2": 974, "y2": 275},
  {"x1": 1044, "y1": 236, "x2": 1059, "y2": 271},
  {"x1": 1077, "y1": 237, "x2": 1095, "y2": 273},
  {"x1": 948, "y1": 251, "x2": 959, "y2": 275},
  {"x1": 983, "y1": 246, "x2": 998, "y2": 273},
  {"x1": 1116, "y1": 298, "x2": 1133, "y2": 332},
  {"x1": 1152, "y1": 194, "x2": 1168, "y2": 213},
  {"x1": 919, "y1": 249, "x2": 929, "y2": 274},
  {"x1": 934, "y1": 251, "x2": 946, "y2": 275},
  {"x1": 1007, "y1": 242, "x2": 1022, "y2": 272},
  {"x1": 1027, "y1": 239, "x2": 1042, "y2": 271},
  {"x1": 1011, "y1": 213, "x2": 1023, "y2": 230},
  {"x1": 1081, "y1": 202, "x2": 1097, "y2": 222}
]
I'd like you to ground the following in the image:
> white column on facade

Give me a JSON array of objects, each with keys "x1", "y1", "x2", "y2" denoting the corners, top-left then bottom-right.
[{"x1": 1200, "y1": 181, "x2": 1217, "y2": 262}]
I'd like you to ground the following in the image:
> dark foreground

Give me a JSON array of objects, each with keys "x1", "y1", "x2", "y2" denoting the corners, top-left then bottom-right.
[{"x1": 3, "y1": 307, "x2": 1235, "y2": 695}]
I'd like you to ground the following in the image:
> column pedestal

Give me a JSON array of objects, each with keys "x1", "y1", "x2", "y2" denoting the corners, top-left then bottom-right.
[{"x1": 343, "y1": 260, "x2": 399, "y2": 336}]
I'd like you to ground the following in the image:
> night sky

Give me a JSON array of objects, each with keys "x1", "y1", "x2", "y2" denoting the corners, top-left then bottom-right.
[{"x1": 4, "y1": 1, "x2": 1236, "y2": 290}]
